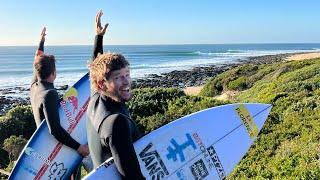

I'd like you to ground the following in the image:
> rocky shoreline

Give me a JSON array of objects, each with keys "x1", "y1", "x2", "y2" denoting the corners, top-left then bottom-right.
[
  {"x1": 0, "y1": 52, "x2": 303, "y2": 116},
  {"x1": 132, "y1": 52, "x2": 293, "y2": 89}
]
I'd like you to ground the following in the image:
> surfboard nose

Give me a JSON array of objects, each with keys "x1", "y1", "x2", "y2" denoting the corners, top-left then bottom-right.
[{"x1": 238, "y1": 103, "x2": 272, "y2": 132}]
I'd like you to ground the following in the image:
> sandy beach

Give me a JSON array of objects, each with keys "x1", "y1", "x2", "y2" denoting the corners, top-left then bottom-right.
[
  {"x1": 286, "y1": 52, "x2": 320, "y2": 61},
  {"x1": 184, "y1": 86, "x2": 204, "y2": 95}
]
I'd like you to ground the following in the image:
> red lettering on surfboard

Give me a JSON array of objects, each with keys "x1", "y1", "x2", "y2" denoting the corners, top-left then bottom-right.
[
  {"x1": 34, "y1": 98, "x2": 90, "y2": 180},
  {"x1": 60, "y1": 100, "x2": 76, "y2": 125}
]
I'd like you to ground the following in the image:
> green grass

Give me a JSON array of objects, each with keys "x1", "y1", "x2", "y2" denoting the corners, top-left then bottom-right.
[{"x1": 201, "y1": 58, "x2": 320, "y2": 179}]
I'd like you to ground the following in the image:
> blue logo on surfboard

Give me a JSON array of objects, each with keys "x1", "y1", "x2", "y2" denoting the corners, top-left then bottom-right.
[{"x1": 166, "y1": 133, "x2": 197, "y2": 162}]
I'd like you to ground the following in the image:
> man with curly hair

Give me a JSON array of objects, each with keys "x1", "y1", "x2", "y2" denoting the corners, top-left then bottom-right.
[{"x1": 87, "y1": 10, "x2": 145, "y2": 180}]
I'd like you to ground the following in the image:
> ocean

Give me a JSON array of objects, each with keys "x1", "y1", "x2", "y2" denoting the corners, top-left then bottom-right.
[{"x1": 0, "y1": 43, "x2": 320, "y2": 97}]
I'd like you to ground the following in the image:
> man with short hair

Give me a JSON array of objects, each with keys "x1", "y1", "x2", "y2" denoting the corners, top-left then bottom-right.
[
  {"x1": 30, "y1": 27, "x2": 89, "y2": 179},
  {"x1": 87, "y1": 10, "x2": 145, "y2": 179}
]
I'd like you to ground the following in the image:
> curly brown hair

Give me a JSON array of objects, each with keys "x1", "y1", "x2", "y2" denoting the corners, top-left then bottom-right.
[{"x1": 89, "y1": 53, "x2": 129, "y2": 91}]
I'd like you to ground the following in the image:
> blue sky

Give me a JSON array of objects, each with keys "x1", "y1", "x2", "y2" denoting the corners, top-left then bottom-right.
[{"x1": 0, "y1": 0, "x2": 319, "y2": 45}]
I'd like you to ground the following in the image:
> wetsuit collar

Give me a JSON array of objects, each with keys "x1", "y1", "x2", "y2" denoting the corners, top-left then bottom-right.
[
  {"x1": 39, "y1": 80, "x2": 54, "y2": 88},
  {"x1": 100, "y1": 93, "x2": 130, "y2": 118},
  {"x1": 101, "y1": 94, "x2": 126, "y2": 108}
]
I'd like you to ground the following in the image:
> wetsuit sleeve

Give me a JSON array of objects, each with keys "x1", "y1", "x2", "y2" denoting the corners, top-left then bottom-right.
[
  {"x1": 43, "y1": 90, "x2": 81, "y2": 150},
  {"x1": 92, "y1": 35, "x2": 103, "y2": 60},
  {"x1": 32, "y1": 40, "x2": 45, "y2": 83},
  {"x1": 36, "y1": 40, "x2": 45, "y2": 56},
  {"x1": 100, "y1": 114, "x2": 145, "y2": 180}
]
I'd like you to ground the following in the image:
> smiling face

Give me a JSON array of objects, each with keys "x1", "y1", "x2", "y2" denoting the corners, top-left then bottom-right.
[
  {"x1": 104, "y1": 66, "x2": 132, "y2": 102},
  {"x1": 89, "y1": 53, "x2": 131, "y2": 102}
]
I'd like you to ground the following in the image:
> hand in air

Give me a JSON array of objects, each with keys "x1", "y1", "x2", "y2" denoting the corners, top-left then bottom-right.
[
  {"x1": 40, "y1": 27, "x2": 46, "y2": 42},
  {"x1": 96, "y1": 10, "x2": 109, "y2": 36}
]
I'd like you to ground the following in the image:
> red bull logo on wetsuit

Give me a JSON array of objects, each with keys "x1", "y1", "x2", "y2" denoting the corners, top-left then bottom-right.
[{"x1": 60, "y1": 87, "x2": 78, "y2": 125}]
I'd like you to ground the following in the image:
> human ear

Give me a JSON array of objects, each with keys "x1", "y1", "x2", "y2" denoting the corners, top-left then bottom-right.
[{"x1": 97, "y1": 80, "x2": 106, "y2": 91}]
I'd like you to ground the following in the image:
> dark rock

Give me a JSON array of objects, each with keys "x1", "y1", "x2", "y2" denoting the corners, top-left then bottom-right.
[
  {"x1": 131, "y1": 52, "x2": 299, "y2": 89},
  {"x1": 0, "y1": 96, "x2": 29, "y2": 116}
]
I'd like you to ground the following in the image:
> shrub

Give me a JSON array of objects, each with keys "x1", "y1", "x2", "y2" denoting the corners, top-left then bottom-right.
[
  {"x1": 128, "y1": 88, "x2": 185, "y2": 119},
  {"x1": 227, "y1": 76, "x2": 247, "y2": 90},
  {"x1": 5, "y1": 161, "x2": 15, "y2": 174},
  {"x1": 167, "y1": 96, "x2": 226, "y2": 118},
  {"x1": 0, "y1": 105, "x2": 35, "y2": 170},
  {"x1": 0, "y1": 148, "x2": 9, "y2": 169},
  {"x1": 136, "y1": 96, "x2": 226, "y2": 134},
  {"x1": 199, "y1": 76, "x2": 224, "y2": 97},
  {"x1": 3, "y1": 135, "x2": 27, "y2": 161},
  {"x1": 200, "y1": 64, "x2": 262, "y2": 97},
  {"x1": 0, "y1": 105, "x2": 36, "y2": 143},
  {"x1": 136, "y1": 113, "x2": 168, "y2": 133}
]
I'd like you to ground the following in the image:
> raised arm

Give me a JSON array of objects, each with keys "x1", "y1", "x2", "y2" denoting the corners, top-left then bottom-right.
[
  {"x1": 92, "y1": 10, "x2": 109, "y2": 60},
  {"x1": 32, "y1": 27, "x2": 47, "y2": 83},
  {"x1": 35, "y1": 27, "x2": 46, "y2": 56}
]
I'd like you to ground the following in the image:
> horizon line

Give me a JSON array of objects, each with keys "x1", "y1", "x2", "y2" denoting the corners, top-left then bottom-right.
[{"x1": 1, "y1": 42, "x2": 320, "y2": 47}]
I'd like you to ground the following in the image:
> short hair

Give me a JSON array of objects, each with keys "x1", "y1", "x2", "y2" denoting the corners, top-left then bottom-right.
[
  {"x1": 34, "y1": 54, "x2": 56, "y2": 80},
  {"x1": 89, "y1": 53, "x2": 129, "y2": 91}
]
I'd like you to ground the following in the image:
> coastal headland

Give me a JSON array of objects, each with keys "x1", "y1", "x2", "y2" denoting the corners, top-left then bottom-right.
[{"x1": 1, "y1": 52, "x2": 320, "y2": 115}]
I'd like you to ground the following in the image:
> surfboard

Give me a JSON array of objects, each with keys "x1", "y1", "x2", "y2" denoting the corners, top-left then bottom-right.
[
  {"x1": 9, "y1": 73, "x2": 90, "y2": 180},
  {"x1": 84, "y1": 103, "x2": 272, "y2": 180}
]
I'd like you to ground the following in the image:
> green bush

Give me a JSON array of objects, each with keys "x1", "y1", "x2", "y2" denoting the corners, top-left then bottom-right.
[
  {"x1": 199, "y1": 76, "x2": 224, "y2": 96},
  {"x1": 200, "y1": 64, "x2": 263, "y2": 97},
  {"x1": 136, "y1": 113, "x2": 167, "y2": 133},
  {"x1": 227, "y1": 76, "x2": 247, "y2": 90},
  {"x1": 5, "y1": 161, "x2": 15, "y2": 174},
  {"x1": 0, "y1": 105, "x2": 35, "y2": 170},
  {"x1": 128, "y1": 88, "x2": 185, "y2": 119},
  {"x1": 136, "y1": 96, "x2": 226, "y2": 134},
  {"x1": 0, "y1": 148, "x2": 9, "y2": 169},
  {"x1": 3, "y1": 135, "x2": 27, "y2": 162},
  {"x1": 0, "y1": 105, "x2": 35, "y2": 143},
  {"x1": 167, "y1": 96, "x2": 226, "y2": 118}
]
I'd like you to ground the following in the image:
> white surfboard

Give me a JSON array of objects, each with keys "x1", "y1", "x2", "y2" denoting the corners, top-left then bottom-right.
[
  {"x1": 84, "y1": 103, "x2": 272, "y2": 180},
  {"x1": 9, "y1": 74, "x2": 90, "y2": 180}
]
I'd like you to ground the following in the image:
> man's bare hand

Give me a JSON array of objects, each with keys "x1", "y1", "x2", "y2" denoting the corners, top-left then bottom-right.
[
  {"x1": 77, "y1": 144, "x2": 90, "y2": 157},
  {"x1": 96, "y1": 10, "x2": 108, "y2": 36},
  {"x1": 40, "y1": 27, "x2": 46, "y2": 42}
]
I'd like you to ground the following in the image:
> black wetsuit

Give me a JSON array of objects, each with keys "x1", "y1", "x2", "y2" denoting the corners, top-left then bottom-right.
[
  {"x1": 87, "y1": 35, "x2": 145, "y2": 180},
  {"x1": 30, "y1": 41, "x2": 80, "y2": 151}
]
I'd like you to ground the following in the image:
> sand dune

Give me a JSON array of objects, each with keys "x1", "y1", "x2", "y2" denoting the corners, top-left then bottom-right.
[{"x1": 286, "y1": 52, "x2": 320, "y2": 61}]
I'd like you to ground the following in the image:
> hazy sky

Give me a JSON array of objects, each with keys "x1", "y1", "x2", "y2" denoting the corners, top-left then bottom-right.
[{"x1": 0, "y1": 0, "x2": 319, "y2": 45}]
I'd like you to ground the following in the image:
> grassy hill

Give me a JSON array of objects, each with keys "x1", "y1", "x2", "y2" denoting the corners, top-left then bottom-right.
[{"x1": 201, "y1": 58, "x2": 320, "y2": 179}]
